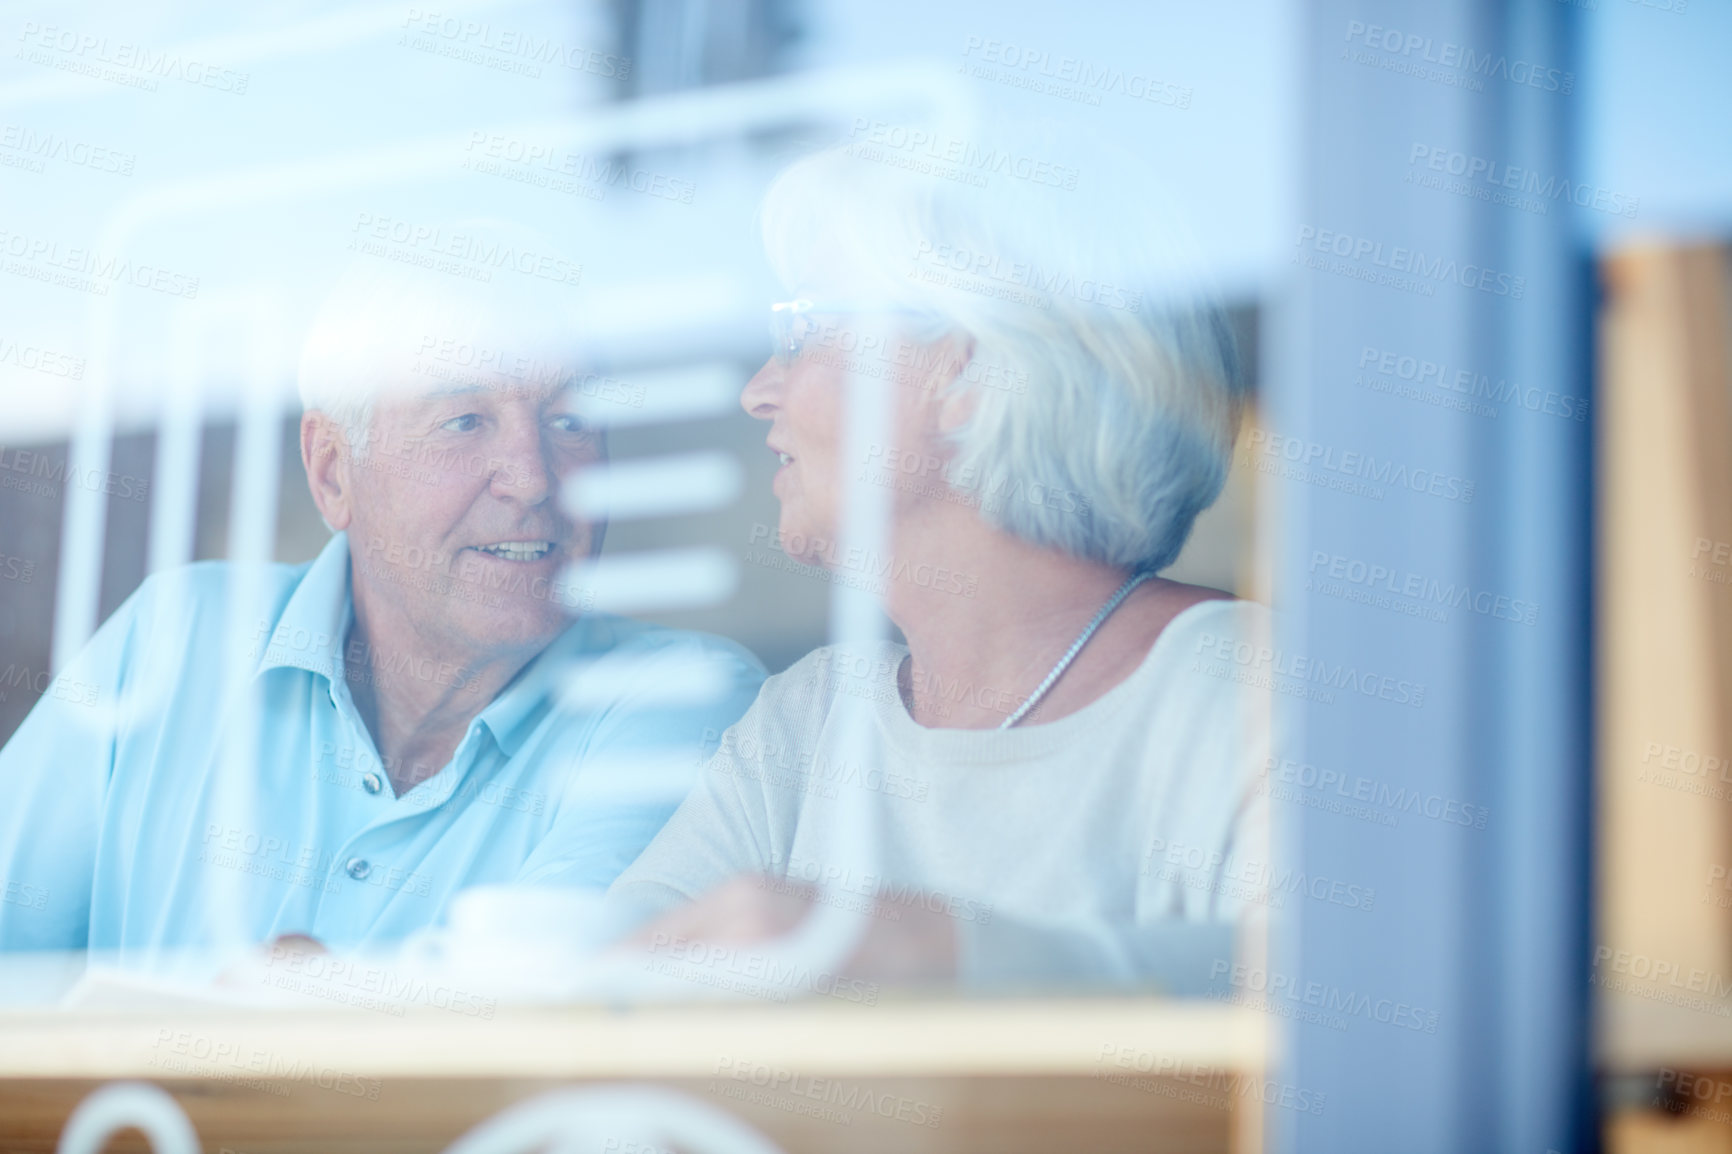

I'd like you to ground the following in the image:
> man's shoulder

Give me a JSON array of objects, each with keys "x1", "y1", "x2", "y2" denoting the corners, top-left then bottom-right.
[
  {"x1": 42, "y1": 557, "x2": 320, "y2": 719},
  {"x1": 111, "y1": 558, "x2": 314, "y2": 651},
  {"x1": 577, "y1": 614, "x2": 766, "y2": 676},
  {"x1": 553, "y1": 615, "x2": 768, "y2": 711},
  {"x1": 140, "y1": 557, "x2": 314, "y2": 599}
]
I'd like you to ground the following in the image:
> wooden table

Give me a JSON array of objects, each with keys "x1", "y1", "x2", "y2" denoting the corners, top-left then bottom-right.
[{"x1": 0, "y1": 997, "x2": 1267, "y2": 1153}]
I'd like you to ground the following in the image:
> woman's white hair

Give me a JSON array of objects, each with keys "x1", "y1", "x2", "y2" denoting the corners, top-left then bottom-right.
[
  {"x1": 760, "y1": 124, "x2": 1245, "y2": 573},
  {"x1": 297, "y1": 218, "x2": 586, "y2": 459}
]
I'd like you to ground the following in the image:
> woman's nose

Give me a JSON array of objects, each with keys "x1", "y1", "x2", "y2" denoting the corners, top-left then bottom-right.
[{"x1": 740, "y1": 357, "x2": 783, "y2": 419}]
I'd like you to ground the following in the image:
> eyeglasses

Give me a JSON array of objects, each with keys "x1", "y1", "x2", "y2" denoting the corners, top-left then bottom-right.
[
  {"x1": 768, "y1": 298, "x2": 820, "y2": 365},
  {"x1": 767, "y1": 299, "x2": 933, "y2": 366}
]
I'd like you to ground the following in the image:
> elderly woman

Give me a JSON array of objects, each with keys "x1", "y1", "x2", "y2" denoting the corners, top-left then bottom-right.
[{"x1": 610, "y1": 135, "x2": 1267, "y2": 989}]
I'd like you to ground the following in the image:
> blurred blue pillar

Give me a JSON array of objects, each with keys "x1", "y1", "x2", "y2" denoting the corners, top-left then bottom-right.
[{"x1": 1265, "y1": 2, "x2": 1592, "y2": 1151}]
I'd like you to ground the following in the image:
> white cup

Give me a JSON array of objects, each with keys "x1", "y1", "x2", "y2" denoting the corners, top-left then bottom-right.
[
  {"x1": 404, "y1": 885, "x2": 620, "y2": 997},
  {"x1": 448, "y1": 885, "x2": 615, "y2": 955}
]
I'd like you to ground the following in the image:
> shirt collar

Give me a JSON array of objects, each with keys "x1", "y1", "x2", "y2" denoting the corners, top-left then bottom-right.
[
  {"x1": 255, "y1": 531, "x2": 592, "y2": 759},
  {"x1": 253, "y1": 532, "x2": 352, "y2": 683}
]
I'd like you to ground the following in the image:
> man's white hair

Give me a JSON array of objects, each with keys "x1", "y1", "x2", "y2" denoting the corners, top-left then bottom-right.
[
  {"x1": 759, "y1": 124, "x2": 1244, "y2": 573},
  {"x1": 297, "y1": 218, "x2": 586, "y2": 459}
]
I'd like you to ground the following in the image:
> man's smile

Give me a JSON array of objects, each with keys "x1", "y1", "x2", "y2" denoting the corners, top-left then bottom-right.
[{"x1": 468, "y1": 540, "x2": 557, "y2": 563}]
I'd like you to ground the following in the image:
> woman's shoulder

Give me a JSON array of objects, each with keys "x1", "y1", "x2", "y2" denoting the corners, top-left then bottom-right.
[
  {"x1": 1158, "y1": 589, "x2": 1270, "y2": 640},
  {"x1": 1130, "y1": 593, "x2": 1271, "y2": 798},
  {"x1": 1134, "y1": 581, "x2": 1268, "y2": 656},
  {"x1": 737, "y1": 639, "x2": 908, "y2": 727},
  {"x1": 1135, "y1": 588, "x2": 1273, "y2": 699}
]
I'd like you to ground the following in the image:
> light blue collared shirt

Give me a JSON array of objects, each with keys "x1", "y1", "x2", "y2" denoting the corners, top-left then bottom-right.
[{"x1": 0, "y1": 533, "x2": 764, "y2": 956}]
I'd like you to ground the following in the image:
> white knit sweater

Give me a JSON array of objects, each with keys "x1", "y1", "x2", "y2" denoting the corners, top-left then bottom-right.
[{"x1": 610, "y1": 600, "x2": 1271, "y2": 990}]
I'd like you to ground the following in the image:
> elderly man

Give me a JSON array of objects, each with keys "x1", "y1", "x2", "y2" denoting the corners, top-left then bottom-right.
[{"x1": 0, "y1": 244, "x2": 765, "y2": 958}]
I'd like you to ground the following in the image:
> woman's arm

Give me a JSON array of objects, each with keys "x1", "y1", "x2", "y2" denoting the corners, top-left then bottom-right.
[{"x1": 603, "y1": 692, "x2": 791, "y2": 927}]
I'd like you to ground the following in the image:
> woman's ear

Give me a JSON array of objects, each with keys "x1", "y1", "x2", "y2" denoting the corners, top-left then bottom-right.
[
  {"x1": 301, "y1": 411, "x2": 355, "y2": 532},
  {"x1": 935, "y1": 332, "x2": 979, "y2": 433}
]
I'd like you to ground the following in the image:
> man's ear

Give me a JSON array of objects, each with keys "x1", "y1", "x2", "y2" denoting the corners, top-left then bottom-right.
[
  {"x1": 935, "y1": 333, "x2": 979, "y2": 434},
  {"x1": 301, "y1": 411, "x2": 354, "y2": 531}
]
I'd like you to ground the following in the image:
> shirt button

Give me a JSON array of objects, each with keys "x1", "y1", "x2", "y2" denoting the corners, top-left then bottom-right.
[
  {"x1": 362, "y1": 773, "x2": 383, "y2": 795},
  {"x1": 346, "y1": 857, "x2": 372, "y2": 881}
]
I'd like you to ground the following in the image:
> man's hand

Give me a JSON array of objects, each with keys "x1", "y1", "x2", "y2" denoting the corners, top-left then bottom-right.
[
  {"x1": 213, "y1": 933, "x2": 326, "y2": 989},
  {"x1": 631, "y1": 875, "x2": 958, "y2": 985}
]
